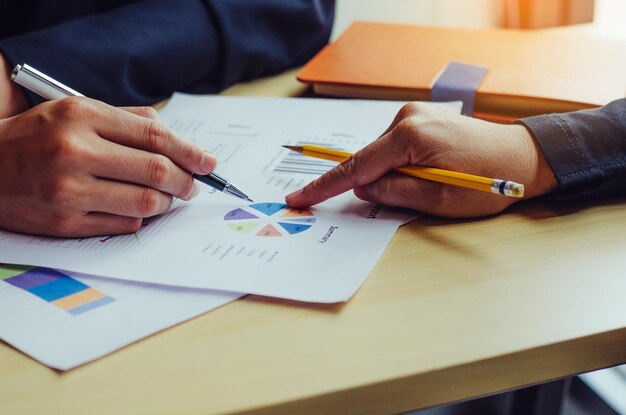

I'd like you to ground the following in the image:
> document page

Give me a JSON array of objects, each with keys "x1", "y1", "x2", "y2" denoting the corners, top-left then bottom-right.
[
  {"x1": 0, "y1": 96, "x2": 461, "y2": 303},
  {"x1": 0, "y1": 263, "x2": 240, "y2": 370}
]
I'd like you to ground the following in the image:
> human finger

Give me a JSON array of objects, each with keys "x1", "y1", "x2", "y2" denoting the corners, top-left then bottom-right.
[
  {"x1": 80, "y1": 177, "x2": 176, "y2": 218},
  {"x1": 285, "y1": 126, "x2": 416, "y2": 208},
  {"x1": 79, "y1": 212, "x2": 144, "y2": 237},
  {"x1": 88, "y1": 138, "x2": 199, "y2": 200},
  {"x1": 74, "y1": 98, "x2": 216, "y2": 175},
  {"x1": 43, "y1": 212, "x2": 143, "y2": 238},
  {"x1": 354, "y1": 173, "x2": 512, "y2": 218}
]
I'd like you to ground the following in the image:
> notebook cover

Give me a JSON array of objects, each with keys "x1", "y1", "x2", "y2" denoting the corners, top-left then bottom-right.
[{"x1": 298, "y1": 22, "x2": 626, "y2": 117}]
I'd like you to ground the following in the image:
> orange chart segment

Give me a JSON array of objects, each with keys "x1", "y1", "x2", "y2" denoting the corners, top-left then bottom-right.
[
  {"x1": 224, "y1": 202, "x2": 315, "y2": 237},
  {"x1": 256, "y1": 224, "x2": 282, "y2": 237},
  {"x1": 280, "y1": 208, "x2": 314, "y2": 218}
]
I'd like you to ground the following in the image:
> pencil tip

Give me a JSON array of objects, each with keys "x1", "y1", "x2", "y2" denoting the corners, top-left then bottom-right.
[{"x1": 282, "y1": 145, "x2": 300, "y2": 152}]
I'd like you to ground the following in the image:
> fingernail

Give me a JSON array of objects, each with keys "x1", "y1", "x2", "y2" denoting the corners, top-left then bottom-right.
[
  {"x1": 285, "y1": 188, "x2": 303, "y2": 204},
  {"x1": 201, "y1": 152, "x2": 217, "y2": 173}
]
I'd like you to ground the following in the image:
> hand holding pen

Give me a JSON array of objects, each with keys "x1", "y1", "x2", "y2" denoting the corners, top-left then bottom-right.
[
  {"x1": 0, "y1": 63, "x2": 248, "y2": 238},
  {"x1": 11, "y1": 64, "x2": 251, "y2": 202}
]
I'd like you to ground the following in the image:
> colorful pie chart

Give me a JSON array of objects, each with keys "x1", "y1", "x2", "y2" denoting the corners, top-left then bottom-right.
[{"x1": 223, "y1": 202, "x2": 315, "y2": 237}]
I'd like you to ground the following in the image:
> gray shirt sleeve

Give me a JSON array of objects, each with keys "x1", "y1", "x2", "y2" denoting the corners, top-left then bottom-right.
[{"x1": 517, "y1": 99, "x2": 626, "y2": 200}]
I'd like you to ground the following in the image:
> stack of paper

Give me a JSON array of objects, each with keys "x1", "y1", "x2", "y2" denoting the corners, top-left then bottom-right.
[{"x1": 0, "y1": 96, "x2": 461, "y2": 369}]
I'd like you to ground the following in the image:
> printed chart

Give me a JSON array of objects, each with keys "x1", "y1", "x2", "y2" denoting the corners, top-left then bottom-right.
[
  {"x1": 273, "y1": 141, "x2": 342, "y2": 175},
  {"x1": 224, "y1": 203, "x2": 315, "y2": 237},
  {"x1": 272, "y1": 134, "x2": 370, "y2": 176},
  {"x1": 0, "y1": 264, "x2": 114, "y2": 315}
]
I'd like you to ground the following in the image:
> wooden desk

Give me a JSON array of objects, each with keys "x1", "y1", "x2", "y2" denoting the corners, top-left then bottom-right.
[{"x1": 2, "y1": 70, "x2": 626, "y2": 415}]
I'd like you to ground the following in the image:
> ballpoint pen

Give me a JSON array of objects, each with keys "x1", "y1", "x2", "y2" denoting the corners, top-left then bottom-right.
[
  {"x1": 283, "y1": 144, "x2": 525, "y2": 198},
  {"x1": 10, "y1": 63, "x2": 253, "y2": 202}
]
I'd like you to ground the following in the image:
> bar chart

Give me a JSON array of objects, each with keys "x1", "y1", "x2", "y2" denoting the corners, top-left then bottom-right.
[
  {"x1": 273, "y1": 141, "x2": 341, "y2": 175},
  {"x1": 0, "y1": 264, "x2": 114, "y2": 315}
]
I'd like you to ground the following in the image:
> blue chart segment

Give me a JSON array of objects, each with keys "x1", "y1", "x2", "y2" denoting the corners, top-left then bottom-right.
[
  {"x1": 250, "y1": 203, "x2": 286, "y2": 217},
  {"x1": 224, "y1": 202, "x2": 315, "y2": 237},
  {"x1": 277, "y1": 222, "x2": 310, "y2": 235}
]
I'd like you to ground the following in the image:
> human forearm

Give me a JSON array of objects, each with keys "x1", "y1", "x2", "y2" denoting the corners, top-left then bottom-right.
[
  {"x1": 287, "y1": 102, "x2": 558, "y2": 218},
  {"x1": 287, "y1": 100, "x2": 626, "y2": 217}
]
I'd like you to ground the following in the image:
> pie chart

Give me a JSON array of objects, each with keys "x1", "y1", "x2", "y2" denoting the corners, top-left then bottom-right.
[{"x1": 223, "y1": 202, "x2": 316, "y2": 237}]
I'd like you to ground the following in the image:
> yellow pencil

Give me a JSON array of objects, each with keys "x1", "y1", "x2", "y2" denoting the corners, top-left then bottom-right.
[{"x1": 282, "y1": 144, "x2": 525, "y2": 198}]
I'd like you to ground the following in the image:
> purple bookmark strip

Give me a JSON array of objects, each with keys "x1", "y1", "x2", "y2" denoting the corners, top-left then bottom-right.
[{"x1": 430, "y1": 62, "x2": 488, "y2": 116}]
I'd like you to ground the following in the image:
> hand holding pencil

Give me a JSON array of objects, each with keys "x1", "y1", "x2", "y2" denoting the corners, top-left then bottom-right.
[{"x1": 286, "y1": 102, "x2": 558, "y2": 218}]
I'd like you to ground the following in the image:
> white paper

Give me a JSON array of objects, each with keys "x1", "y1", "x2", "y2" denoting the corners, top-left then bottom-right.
[
  {"x1": 0, "y1": 96, "x2": 461, "y2": 303},
  {"x1": 0, "y1": 264, "x2": 240, "y2": 370}
]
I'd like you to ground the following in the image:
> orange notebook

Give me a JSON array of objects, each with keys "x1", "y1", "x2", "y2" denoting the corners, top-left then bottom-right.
[{"x1": 298, "y1": 22, "x2": 626, "y2": 120}]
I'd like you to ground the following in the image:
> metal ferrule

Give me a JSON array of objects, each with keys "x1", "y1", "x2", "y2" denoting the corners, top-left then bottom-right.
[
  {"x1": 11, "y1": 63, "x2": 83, "y2": 100},
  {"x1": 490, "y1": 179, "x2": 516, "y2": 197}
]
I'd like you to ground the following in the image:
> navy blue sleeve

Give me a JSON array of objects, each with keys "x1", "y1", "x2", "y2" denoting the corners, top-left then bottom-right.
[
  {"x1": 517, "y1": 99, "x2": 626, "y2": 200},
  {"x1": 0, "y1": 0, "x2": 334, "y2": 107}
]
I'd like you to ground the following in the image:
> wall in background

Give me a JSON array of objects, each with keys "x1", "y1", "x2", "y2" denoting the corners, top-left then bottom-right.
[
  {"x1": 332, "y1": 0, "x2": 623, "y2": 39},
  {"x1": 506, "y1": 0, "x2": 594, "y2": 28},
  {"x1": 589, "y1": 0, "x2": 626, "y2": 39},
  {"x1": 332, "y1": 0, "x2": 504, "y2": 39}
]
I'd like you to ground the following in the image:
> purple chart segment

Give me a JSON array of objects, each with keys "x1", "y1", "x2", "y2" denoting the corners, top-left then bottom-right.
[
  {"x1": 1, "y1": 265, "x2": 115, "y2": 315},
  {"x1": 4, "y1": 267, "x2": 61, "y2": 290},
  {"x1": 223, "y1": 208, "x2": 259, "y2": 221}
]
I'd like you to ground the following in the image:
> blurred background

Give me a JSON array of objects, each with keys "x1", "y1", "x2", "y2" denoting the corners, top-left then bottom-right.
[{"x1": 332, "y1": 0, "x2": 626, "y2": 39}]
